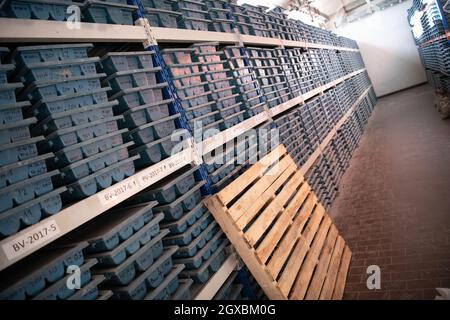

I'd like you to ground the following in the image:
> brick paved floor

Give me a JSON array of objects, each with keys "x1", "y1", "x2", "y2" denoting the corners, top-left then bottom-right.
[{"x1": 329, "y1": 84, "x2": 450, "y2": 300}]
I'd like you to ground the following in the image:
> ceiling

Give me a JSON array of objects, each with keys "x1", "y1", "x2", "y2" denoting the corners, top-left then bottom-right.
[{"x1": 238, "y1": 0, "x2": 407, "y2": 29}]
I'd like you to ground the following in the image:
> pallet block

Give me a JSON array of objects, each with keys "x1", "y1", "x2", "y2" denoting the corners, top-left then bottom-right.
[{"x1": 204, "y1": 145, "x2": 351, "y2": 300}]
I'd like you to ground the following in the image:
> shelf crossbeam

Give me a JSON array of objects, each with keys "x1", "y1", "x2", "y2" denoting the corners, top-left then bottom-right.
[
  {"x1": 0, "y1": 18, "x2": 148, "y2": 43},
  {"x1": 0, "y1": 18, "x2": 359, "y2": 52}
]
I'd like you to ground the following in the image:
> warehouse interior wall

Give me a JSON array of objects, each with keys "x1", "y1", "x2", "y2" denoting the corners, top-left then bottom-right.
[{"x1": 336, "y1": 1, "x2": 427, "y2": 97}]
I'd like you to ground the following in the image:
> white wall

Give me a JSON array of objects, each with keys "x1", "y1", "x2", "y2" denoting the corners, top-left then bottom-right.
[{"x1": 336, "y1": 1, "x2": 427, "y2": 97}]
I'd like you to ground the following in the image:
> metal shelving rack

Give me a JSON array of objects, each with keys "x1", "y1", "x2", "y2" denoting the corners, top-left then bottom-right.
[{"x1": 0, "y1": 3, "x2": 371, "y2": 299}]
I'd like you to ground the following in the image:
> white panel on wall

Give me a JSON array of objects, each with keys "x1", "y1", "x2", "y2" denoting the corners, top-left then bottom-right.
[{"x1": 336, "y1": 1, "x2": 427, "y2": 97}]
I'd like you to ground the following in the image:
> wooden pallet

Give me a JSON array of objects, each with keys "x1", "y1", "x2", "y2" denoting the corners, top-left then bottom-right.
[{"x1": 204, "y1": 145, "x2": 352, "y2": 300}]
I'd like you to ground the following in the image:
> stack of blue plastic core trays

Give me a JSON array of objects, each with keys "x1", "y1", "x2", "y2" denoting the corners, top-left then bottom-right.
[
  {"x1": 289, "y1": 20, "x2": 305, "y2": 42},
  {"x1": 161, "y1": 46, "x2": 223, "y2": 139},
  {"x1": 11, "y1": 43, "x2": 137, "y2": 204},
  {"x1": 320, "y1": 89, "x2": 341, "y2": 127},
  {"x1": 100, "y1": 49, "x2": 181, "y2": 170},
  {"x1": 308, "y1": 48, "x2": 328, "y2": 86},
  {"x1": 0, "y1": 46, "x2": 67, "y2": 238},
  {"x1": 53, "y1": 201, "x2": 188, "y2": 300},
  {"x1": 284, "y1": 19, "x2": 298, "y2": 41},
  {"x1": 205, "y1": 132, "x2": 263, "y2": 192},
  {"x1": 0, "y1": 0, "x2": 76, "y2": 21},
  {"x1": 340, "y1": 119, "x2": 356, "y2": 153},
  {"x1": 322, "y1": 144, "x2": 341, "y2": 208},
  {"x1": 245, "y1": 269, "x2": 267, "y2": 300},
  {"x1": 330, "y1": 49, "x2": 345, "y2": 79},
  {"x1": 241, "y1": 4, "x2": 270, "y2": 37},
  {"x1": 259, "y1": 6, "x2": 280, "y2": 40},
  {"x1": 285, "y1": 48, "x2": 307, "y2": 95},
  {"x1": 141, "y1": 0, "x2": 181, "y2": 29},
  {"x1": 305, "y1": 153, "x2": 335, "y2": 208},
  {"x1": 297, "y1": 100, "x2": 320, "y2": 151},
  {"x1": 334, "y1": 125, "x2": 351, "y2": 166},
  {"x1": 227, "y1": 2, "x2": 253, "y2": 36},
  {"x1": 296, "y1": 21, "x2": 314, "y2": 44},
  {"x1": 0, "y1": 0, "x2": 138, "y2": 24},
  {"x1": 204, "y1": 0, "x2": 234, "y2": 33},
  {"x1": 246, "y1": 47, "x2": 292, "y2": 109},
  {"x1": 321, "y1": 49, "x2": 340, "y2": 82},
  {"x1": 335, "y1": 51, "x2": 347, "y2": 79},
  {"x1": 222, "y1": 45, "x2": 266, "y2": 117},
  {"x1": 299, "y1": 50, "x2": 317, "y2": 93},
  {"x1": 335, "y1": 81, "x2": 352, "y2": 115},
  {"x1": 274, "y1": 47, "x2": 302, "y2": 98},
  {"x1": 304, "y1": 156, "x2": 323, "y2": 201},
  {"x1": 174, "y1": 0, "x2": 212, "y2": 31},
  {"x1": 128, "y1": 164, "x2": 228, "y2": 286},
  {"x1": 331, "y1": 131, "x2": 351, "y2": 175},
  {"x1": 192, "y1": 42, "x2": 249, "y2": 131},
  {"x1": 419, "y1": 1, "x2": 445, "y2": 44},
  {"x1": 419, "y1": 39, "x2": 450, "y2": 75},
  {"x1": 309, "y1": 96, "x2": 332, "y2": 143},
  {"x1": 0, "y1": 242, "x2": 111, "y2": 300}
]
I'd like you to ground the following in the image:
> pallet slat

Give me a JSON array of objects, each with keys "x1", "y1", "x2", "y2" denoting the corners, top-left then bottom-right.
[
  {"x1": 204, "y1": 145, "x2": 352, "y2": 300},
  {"x1": 332, "y1": 246, "x2": 352, "y2": 300}
]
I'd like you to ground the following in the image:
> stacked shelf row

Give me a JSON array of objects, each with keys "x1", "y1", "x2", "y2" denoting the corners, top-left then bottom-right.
[
  {"x1": 0, "y1": 0, "x2": 357, "y2": 50},
  {"x1": 408, "y1": 0, "x2": 450, "y2": 94},
  {"x1": 0, "y1": 0, "x2": 373, "y2": 299}
]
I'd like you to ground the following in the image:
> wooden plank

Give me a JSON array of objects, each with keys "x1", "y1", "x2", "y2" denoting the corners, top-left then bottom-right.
[
  {"x1": 244, "y1": 171, "x2": 304, "y2": 246},
  {"x1": 230, "y1": 155, "x2": 294, "y2": 222},
  {"x1": 266, "y1": 194, "x2": 318, "y2": 278},
  {"x1": 236, "y1": 163, "x2": 297, "y2": 230},
  {"x1": 277, "y1": 211, "x2": 328, "y2": 297},
  {"x1": 319, "y1": 236, "x2": 345, "y2": 300},
  {"x1": 256, "y1": 182, "x2": 311, "y2": 263},
  {"x1": 290, "y1": 218, "x2": 333, "y2": 299},
  {"x1": 304, "y1": 225, "x2": 339, "y2": 300},
  {"x1": 331, "y1": 246, "x2": 352, "y2": 300},
  {"x1": 217, "y1": 145, "x2": 285, "y2": 206},
  {"x1": 204, "y1": 196, "x2": 286, "y2": 300}
]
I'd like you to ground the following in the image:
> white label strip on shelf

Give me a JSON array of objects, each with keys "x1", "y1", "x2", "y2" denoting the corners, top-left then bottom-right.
[{"x1": 2, "y1": 220, "x2": 61, "y2": 261}]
